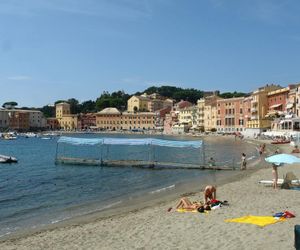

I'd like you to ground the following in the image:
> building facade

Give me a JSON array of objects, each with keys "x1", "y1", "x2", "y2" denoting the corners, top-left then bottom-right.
[
  {"x1": 216, "y1": 97, "x2": 246, "y2": 133},
  {"x1": 0, "y1": 109, "x2": 9, "y2": 130},
  {"x1": 127, "y1": 96, "x2": 150, "y2": 112},
  {"x1": 247, "y1": 84, "x2": 281, "y2": 134},
  {"x1": 96, "y1": 107, "x2": 156, "y2": 131}
]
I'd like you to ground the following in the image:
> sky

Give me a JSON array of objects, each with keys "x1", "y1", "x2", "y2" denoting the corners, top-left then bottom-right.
[{"x1": 1, "y1": 0, "x2": 300, "y2": 107}]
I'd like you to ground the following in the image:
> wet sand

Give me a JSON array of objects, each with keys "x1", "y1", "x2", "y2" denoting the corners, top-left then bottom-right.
[{"x1": 1, "y1": 139, "x2": 299, "y2": 250}]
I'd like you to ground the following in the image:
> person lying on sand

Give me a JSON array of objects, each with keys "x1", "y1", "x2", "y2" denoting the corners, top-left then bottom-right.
[
  {"x1": 204, "y1": 185, "x2": 216, "y2": 205},
  {"x1": 176, "y1": 197, "x2": 203, "y2": 210}
]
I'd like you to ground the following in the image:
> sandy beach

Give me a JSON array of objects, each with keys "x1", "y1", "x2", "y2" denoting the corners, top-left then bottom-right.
[{"x1": 1, "y1": 140, "x2": 300, "y2": 250}]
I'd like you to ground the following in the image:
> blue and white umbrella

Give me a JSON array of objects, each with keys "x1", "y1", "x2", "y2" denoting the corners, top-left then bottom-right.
[{"x1": 265, "y1": 154, "x2": 300, "y2": 165}]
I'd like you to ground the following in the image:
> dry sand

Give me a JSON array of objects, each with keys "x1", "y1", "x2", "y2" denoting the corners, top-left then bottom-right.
[{"x1": 1, "y1": 141, "x2": 300, "y2": 250}]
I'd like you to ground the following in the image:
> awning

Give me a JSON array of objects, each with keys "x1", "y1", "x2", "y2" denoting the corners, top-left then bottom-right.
[
  {"x1": 269, "y1": 103, "x2": 282, "y2": 109},
  {"x1": 57, "y1": 136, "x2": 203, "y2": 148},
  {"x1": 286, "y1": 103, "x2": 294, "y2": 109}
]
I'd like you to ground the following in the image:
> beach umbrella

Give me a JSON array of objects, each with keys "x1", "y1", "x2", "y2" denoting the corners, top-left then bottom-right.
[{"x1": 265, "y1": 154, "x2": 300, "y2": 165}]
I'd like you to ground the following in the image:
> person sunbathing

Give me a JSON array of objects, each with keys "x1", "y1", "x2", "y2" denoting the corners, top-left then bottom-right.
[{"x1": 176, "y1": 197, "x2": 203, "y2": 210}]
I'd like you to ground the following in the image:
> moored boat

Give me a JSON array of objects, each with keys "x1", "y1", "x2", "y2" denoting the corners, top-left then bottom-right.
[{"x1": 0, "y1": 154, "x2": 18, "y2": 163}]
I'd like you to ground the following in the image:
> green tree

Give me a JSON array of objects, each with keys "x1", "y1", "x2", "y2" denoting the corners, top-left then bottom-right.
[
  {"x1": 2, "y1": 101, "x2": 18, "y2": 108},
  {"x1": 39, "y1": 105, "x2": 55, "y2": 118},
  {"x1": 67, "y1": 98, "x2": 80, "y2": 114},
  {"x1": 80, "y1": 100, "x2": 96, "y2": 113},
  {"x1": 219, "y1": 91, "x2": 248, "y2": 99}
]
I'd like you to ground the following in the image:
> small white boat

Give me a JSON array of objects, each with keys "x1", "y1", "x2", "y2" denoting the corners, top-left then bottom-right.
[{"x1": 0, "y1": 154, "x2": 18, "y2": 163}]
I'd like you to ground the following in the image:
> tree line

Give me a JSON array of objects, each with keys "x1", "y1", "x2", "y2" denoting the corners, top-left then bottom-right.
[{"x1": 2, "y1": 86, "x2": 248, "y2": 118}]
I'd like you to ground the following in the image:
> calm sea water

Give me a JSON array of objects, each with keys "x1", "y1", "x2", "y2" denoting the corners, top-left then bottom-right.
[{"x1": 0, "y1": 134, "x2": 258, "y2": 237}]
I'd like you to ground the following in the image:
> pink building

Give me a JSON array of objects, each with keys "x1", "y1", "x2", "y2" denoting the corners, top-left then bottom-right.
[
  {"x1": 266, "y1": 86, "x2": 293, "y2": 117},
  {"x1": 79, "y1": 113, "x2": 96, "y2": 130},
  {"x1": 216, "y1": 97, "x2": 246, "y2": 133}
]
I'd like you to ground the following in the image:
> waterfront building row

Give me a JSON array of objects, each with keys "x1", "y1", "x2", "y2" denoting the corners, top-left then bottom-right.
[
  {"x1": 0, "y1": 108, "x2": 47, "y2": 131},
  {"x1": 53, "y1": 103, "x2": 156, "y2": 131}
]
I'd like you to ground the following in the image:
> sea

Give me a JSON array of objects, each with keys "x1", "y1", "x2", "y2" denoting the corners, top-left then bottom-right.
[{"x1": 0, "y1": 134, "x2": 259, "y2": 238}]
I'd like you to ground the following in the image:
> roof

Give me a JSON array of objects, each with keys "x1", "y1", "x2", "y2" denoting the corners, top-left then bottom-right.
[
  {"x1": 130, "y1": 95, "x2": 150, "y2": 101},
  {"x1": 97, "y1": 108, "x2": 121, "y2": 115}
]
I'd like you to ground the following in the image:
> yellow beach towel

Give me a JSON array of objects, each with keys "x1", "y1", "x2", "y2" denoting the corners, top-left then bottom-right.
[
  {"x1": 176, "y1": 208, "x2": 208, "y2": 214},
  {"x1": 176, "y1": 208, "x2": 198, "y2": 213},
  {"x1": 225, "y1": 215, "x2": 286, "y2": 227}
]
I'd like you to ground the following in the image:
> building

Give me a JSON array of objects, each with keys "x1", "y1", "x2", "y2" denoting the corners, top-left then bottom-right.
[
  {"x1": 96, "y1": 108, "x2": 122, "y2": 130},
  {"x1": 55, "y1": 102, "x2": 71, "y2": 118},
  {"x1": 196, "y1": 99, "x2": 205, "y2": 131},
  {"x1": 203, "y1": 95, "x2": 222, "y2": 132},
  {"x1": 96, "y1": 107, "x2": 156, "y2": 131},
  {"x1": 246, "y1": 84, "x2": 281, "y2": 135},
  {"x1": 178, "y1": 105, "x2": 197, "y2": 128},
  {"x1": 28, "y1": 110, "x2": 47, "y2": 129},
  {"x1": 59, "y1": 114, "x2": 79, "y2": 130},
  {"x1": 155, "y1": 106, "x2": 172, "y2": 131},
  {"x1": 243, "y1": 96, "x2": 252, "y2": 129},
  {"x1": 47, "y1": 118, "x2": 60, "y2": 130},
  {"x1": 127, "y1": 96, "x2": 150, "y2": 112},
  {"x1": 79, "y1": 113, "x2": 96, "y2": 130},
  {"x1": 0, "y1": 109, "x2": 9, "y2": 130},
  {"x1": 8, "y1": 110, "x2": 30, "y2": 131},
  {"x1": 0, "y1": 109, "x2": 46, "y2": 131},
  {"x1": 121, "y1": 112, "x2": 156, "y2": 130},
  {"x1": 266, "y1": 86, "x2": 293, "y2": 118},
  {"x1": 295, "y1": 85, "x2": 300, "y2": 117},
  {"x1": 216, "y1": 97, "x2": 246, "y2": 133},
  {"x1": 171, "y1": 124, "x2": 189, "y2": 134}
]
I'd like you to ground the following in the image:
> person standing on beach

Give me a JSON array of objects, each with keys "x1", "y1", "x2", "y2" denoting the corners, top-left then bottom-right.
[
  {"x1": 241, "y1": 153, "x2": 247, "y2": 170},
  {"x1": 272, "y1": 150, "x2": 280, "y2": 189}
]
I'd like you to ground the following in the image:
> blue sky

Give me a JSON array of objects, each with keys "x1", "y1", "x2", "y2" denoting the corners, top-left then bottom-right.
[{"x1": 1, "y1": 0, "x2": 300, "y2": 107}]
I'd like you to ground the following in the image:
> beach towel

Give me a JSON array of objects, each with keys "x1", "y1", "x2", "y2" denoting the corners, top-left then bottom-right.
[
  {"x1": 225, "y1": 215, "x2": 286, "y2": 227},
  {"x1": 176, "y1": 208, "x2": 208, "y2": 214},
  {"x1": 176, "y1": 208, "x2": 198, "y2": 213}
]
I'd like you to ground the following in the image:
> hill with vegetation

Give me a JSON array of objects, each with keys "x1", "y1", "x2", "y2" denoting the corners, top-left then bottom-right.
[{"x1": 13, "y1": 86, "x2": 247, "y2": 117}]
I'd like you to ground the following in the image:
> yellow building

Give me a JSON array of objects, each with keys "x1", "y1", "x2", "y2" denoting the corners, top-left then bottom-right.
[
  {"x1": 197, "y1": 95, "x2": 222, "y2": 132},
  {"x1": 203, "y1": 95, "x2": 221, "y2": 131},
  {"x1": 59, "y1": 114, "x2": 79, "y2": 130},
  {"x1": 96, "y1": 107, "x2": 156, "y2": 131},
  {"x1": 247, "y1": 84, "x2": 281, "y2": 130},
  {"x1": 122, "y1": 112, "x2": 156, "y2": 130},
  {"x1": 127, "y1": 96, "x2": 150, "y2": 112},
  {"x1": 55, "y1": 102, "x2": 77, "y2": 130},
  {"x1": 56, "y1": 102, "x2": 71, "y2": 118},
  {"x1": 96, "y1": 108, "x2": 122, "y2": 130}
]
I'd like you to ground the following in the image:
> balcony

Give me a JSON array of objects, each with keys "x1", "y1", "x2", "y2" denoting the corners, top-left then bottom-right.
[
  {"x1": 251, "y1": 115, "x2": 258, "y2": 120},
  {"x1": 251, "y1": 108, "x2": 258, "y2": 113}
]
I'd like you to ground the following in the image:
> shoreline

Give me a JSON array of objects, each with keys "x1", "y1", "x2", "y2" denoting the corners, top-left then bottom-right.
[
  {"x1": 0, "y1": 136, "x2": 260, "y2": 239},
  {"x1": 1, "y1": 137, "x2": 298, "y2": 249}
]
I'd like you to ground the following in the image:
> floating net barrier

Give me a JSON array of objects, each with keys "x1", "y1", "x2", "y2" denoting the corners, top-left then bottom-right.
[
  {"x1": 55, "y1": 136, "x2": 208, "y2": 169},
  {"x1": 55, "y1": 136, "x2": 236, "y2": 170}
]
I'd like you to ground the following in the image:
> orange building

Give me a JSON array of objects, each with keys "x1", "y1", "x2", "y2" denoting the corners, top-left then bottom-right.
[{"x1": 216, "y1": 97, "x2": 246, "y2": 133}]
